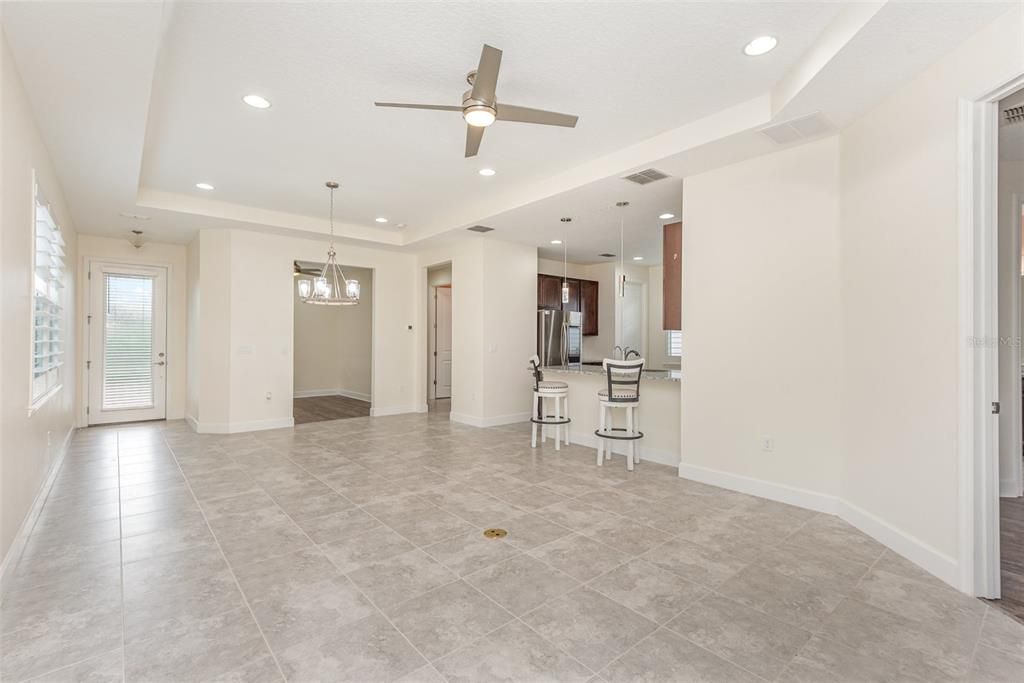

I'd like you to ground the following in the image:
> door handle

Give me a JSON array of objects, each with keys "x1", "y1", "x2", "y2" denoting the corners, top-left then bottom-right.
[{"x1": 154, "y1": 361, "x2": 166, "y2": 366}]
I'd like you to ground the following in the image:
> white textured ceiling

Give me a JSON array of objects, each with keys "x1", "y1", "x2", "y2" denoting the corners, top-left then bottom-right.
[{"x1": 1, "y1": 1, "x2": 1015, "y2": 252}]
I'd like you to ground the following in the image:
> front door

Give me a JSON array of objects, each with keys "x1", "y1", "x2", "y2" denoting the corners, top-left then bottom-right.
[
  {"x1": 87, "y1": 262, "x2": 168, "y2": 424},
  {"x1": 435, "y1": 286, "x2": 452, "y2": 399}
]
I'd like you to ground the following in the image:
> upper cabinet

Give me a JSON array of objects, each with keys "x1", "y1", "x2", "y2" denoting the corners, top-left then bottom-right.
[
  {"x1": 537, "y1": 274, "x2": 599, "y2": 336},
  {"x1": 663, "y1": 221, "x2": 682, "y2": 331}
]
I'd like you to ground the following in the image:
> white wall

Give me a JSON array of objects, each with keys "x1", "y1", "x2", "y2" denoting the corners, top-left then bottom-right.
[
  {"x1": 76, "y1": 235, "x2": 188, "y2": 422},
  {"x1": 186, "y1": 229, "x2": 417, "y2": 432},
  {"x1": 1, "y1": 29, "x2": 78, "y2": 564},
  {"x1": 840, "y1": 11, "x2": 1024, "y2": 573},
  {"x1": 293, "y1": 266, "x2": 372, "y2": 400},
  {"x1": 186, "y1": 236, "x2": 200, "y2": 421},
  {"x1": 681, "y1": 136, "x2": 843, "y2": 500},
  {"x1": 998, "y1": 160, "x2": 1024, "y2": 497}
]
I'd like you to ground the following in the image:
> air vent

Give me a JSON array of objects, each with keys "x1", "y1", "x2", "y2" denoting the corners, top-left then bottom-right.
[
  {"x1": 599, "y1": 253, "x2": 616, "y2": 258},
  {"x1": 1004, "y1": 106, "x2": 1024, "y2": 125},
  {"x1": 622, "y1": 168, "x2": 669, "y2": 185},
  {"x1": 759, "y1": 112, "x2": 832, "y2": 145},
  {"x1": 467, "y1": 225, "x2": 494, "y2": 233}
]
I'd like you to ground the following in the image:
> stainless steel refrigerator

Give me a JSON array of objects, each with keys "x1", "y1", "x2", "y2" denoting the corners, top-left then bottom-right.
[{"x1": 537, "y1": 310, "x2": 582, "y2": 367}]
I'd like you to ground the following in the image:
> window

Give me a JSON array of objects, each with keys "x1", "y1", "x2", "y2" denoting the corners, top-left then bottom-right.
[
  {"x1": 30, "y1": 178, "x2": 65, "y2": 407},
  {"x1": 667, "y1": 330, "x2": 682, "y2": 357}
]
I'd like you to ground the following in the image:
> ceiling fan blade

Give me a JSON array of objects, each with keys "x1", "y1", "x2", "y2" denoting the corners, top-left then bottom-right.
[
  {"x1": 465, "y1": 125, "x2": 484, "y2": 157},
  {"x1": 470, "y1": 44, "x2": 502, "y2": 103},
  {"x1": 497, "y1": 104, "x2": 578, "y2": 128},
  {"x1": 374, "y1": 102, "x2": 462, "y2": 112}
]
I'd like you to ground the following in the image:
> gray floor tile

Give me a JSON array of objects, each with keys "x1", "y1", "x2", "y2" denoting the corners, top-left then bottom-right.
[
  {"x1": 587, "y1": 559, "x2": 707, "y2": 624},
  {"x1": 435, "y1": 620, "x2": 592, "y2": 683},
  {"x1": 602, "y1": 628, "x2": 762, "y2": 683},
  {"x1": 348, "y1": 549, "x2": 458, "y2": 610},
  {"x1": 496, "y1": 511, "x2": 573, "y2": 550},
  {"x1": 521, "y1": 587, "x2": 658, "y2": 671},
  {"x1": 529, "y1": 533, "x2": 629, "y2": 581},
  {"x1": 386, "y1": 580, "x2": 513, "y2": 660},
  {"x1": 717, "y1": 565, "x2": 846, "y2": 631},
  {"x1": 321, "y1": 525, "x2": 417, "y2": 573},
  {"x1": 0, "y1": 604, "x2": 123, "y2": 682},
  {"x1": 968, "y1": 643, "x2": 1024, "y2": 683},
  {"x1": 465, "y1": 555, "x2": 579, "y2": 616},
  {"x1": 640, "y1": 536, "x2": 750, "y2": 588},
  {"x1": 979, "y1": 605, "x2": 1024, "y2": 656},
  {"x1": 422, "y1": 529, "x2": 521, "y2": 576},
  {"x1": 23, "y1": 649, "x2": 123, "y2": 682}
]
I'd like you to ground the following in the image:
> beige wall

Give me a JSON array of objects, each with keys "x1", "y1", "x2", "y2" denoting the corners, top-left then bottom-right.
[
  {"x1": 293, "y1": 266, "x2": 372, "y2": 400},
  {"x1": 76, "y1": 235, "x2": 188, "y2": 422},
  {"x1": 186, "y1": 236, "x2": 200, "y2": 420},
  {"x1": 681, "y1": 136, "x2": 843, "y2": 499},
  {"x1": 1, "y1": 29, "x2": 78, "y2": 563},
  {"x1": 840, "y1": 11, "x2": 1023, "y2": 569},
  {"x1": 998, "y1": 160, "x2": 1024, "y2": 496}
]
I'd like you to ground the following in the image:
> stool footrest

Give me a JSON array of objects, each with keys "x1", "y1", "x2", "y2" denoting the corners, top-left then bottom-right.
[
  {"x1": 531, "y1": 416, "x2": 571, "y2": 425},
  {"x1": 594, "y1": 427, "x2": 644, "y2": 441}
]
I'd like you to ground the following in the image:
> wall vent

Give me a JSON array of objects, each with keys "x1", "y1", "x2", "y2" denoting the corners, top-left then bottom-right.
[
  {"x1": 1004, "y1": 105, "x2": 1024, "y2": 125},
  {"x1": 759, "y1": 112, "x2": 833, "y2": 145},
  {"x1": 467, "y1": 225, "x2": 494, "y2": 233},
  {"x1": 622, "y1": 168, "x2": 669, "y2": 185}
]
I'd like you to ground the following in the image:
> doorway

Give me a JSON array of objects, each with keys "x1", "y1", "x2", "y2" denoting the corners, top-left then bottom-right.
[
  {"x1": 292, "y1": 261, "x2": 373, "y2": 424},
  {"x1": 427, "y1": 263, "x2": 452, "y2": 412},
  {"x1": 86, "y1": 261, "x2": 168, "y2": 424}
]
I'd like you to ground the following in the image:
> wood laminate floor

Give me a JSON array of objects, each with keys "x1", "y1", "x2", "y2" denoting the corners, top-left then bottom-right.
[
  {"x1": 293, "y1": 394, "x2": 370, "y2": 424},
  {"x1": 993, "y1": 494, "x2": 1024, "y2": 621}
]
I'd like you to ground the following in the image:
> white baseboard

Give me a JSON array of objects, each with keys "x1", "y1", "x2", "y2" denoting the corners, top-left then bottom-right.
[
  {"x1": 195, "y1": 417, "x2": 295, "y2": 434},
  {"x1": 1000, "y1": 476, "x2": 1023, "y2": 498},
  {"x1": 185, "y1": 415, "x2": 199, "y2": 432},
  {"x1": 370, "y1": 405, "x2": 420, "y2": 418},
  {"x1": 677, "y1": 461, "x2": 960, "y2": 590},
  {"x1": 294, "y1": 388, "x2": 371, "y2": 402},
  {"x1": 0, "y1": 425, "x2": 75, "y2": 582},
  {"x1": 678, "y1": 462, "x2": 838, "y2": 514},
  {"x1": 450, "y1": 411, "x2": 531, "y2": 428},
  {"x1": 836, "y1": 498, "x2": 959, "y2": 588}
]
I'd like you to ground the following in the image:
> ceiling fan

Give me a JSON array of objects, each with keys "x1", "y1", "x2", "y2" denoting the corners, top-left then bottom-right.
[{"x1": 374, "y1": 44, "x2": 579, "y2": 158}]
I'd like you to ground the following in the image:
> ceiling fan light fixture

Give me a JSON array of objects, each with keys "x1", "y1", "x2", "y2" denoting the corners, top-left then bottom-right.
[
  {"x1": 744, "y1": 36, "x2": 778, "y2": 56},
  {"x1": 464, "y1": 104, "x2": 497, "y2": 127}
]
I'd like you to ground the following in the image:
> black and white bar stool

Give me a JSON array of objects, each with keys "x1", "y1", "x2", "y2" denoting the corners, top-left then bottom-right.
[
  {"x1": 529, "y1": 355, "x2": 570, "y2": 450},
  {"x1": 595, "y1": 358, "x2": 644, "y2": 471}
]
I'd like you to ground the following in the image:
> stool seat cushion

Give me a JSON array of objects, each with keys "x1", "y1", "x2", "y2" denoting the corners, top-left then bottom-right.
[
  {"x1": 598, "y1": 388, "x2": 638, "y2": 400},
  {"x1": 537, "y1": 380, "x2": 568, "y2": 391}
]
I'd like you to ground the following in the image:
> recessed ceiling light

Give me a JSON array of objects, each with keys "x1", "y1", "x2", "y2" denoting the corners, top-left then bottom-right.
[
  {"x1": 478, "y1": 168, "x2": 496, "y2": 177},
  {"x1": 397, "y1": 223, "x2": 407, "y2": 228},
  {"x1": 375, "y1": 217, "x2": 388, "y2": 223},
  {"x1": 242, "y1": 94, "x2": 271, "y2": 109},
  {"x1": 659, "y1": 213, "x2": 676, "y2": 220},
  {"x1": 551, "y1": 240, "x2": 562, "y2": 245},
  {"x1": 195, "y1": 182, "x2": 214, "y2": 190},
  {"x1": 633, "y1": 256, "x2": 644, "y2": 261},
  {"x1": 744, "y1": 36, "x2": 778, "y2": 57}
]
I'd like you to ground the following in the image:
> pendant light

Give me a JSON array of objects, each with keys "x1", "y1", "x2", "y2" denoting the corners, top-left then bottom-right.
[
  {"x1": 616, "y1": 201, "x2": 629, "y2": 297},
  {"x1": 299, "y1": 181, "x2": 360, "y2": 306},
  {"x1": 559, "y1": 216, "x2": 572, "y2": 304}
]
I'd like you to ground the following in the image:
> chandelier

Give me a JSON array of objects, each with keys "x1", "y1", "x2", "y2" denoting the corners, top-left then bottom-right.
[{"x1": 297, "y1": 181, "x2": 360, "y2": 305}]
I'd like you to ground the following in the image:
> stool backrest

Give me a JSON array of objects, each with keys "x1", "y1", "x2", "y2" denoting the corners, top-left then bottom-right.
[
  {"x1": 528, "y1": 354, "x2": 543, "y2": 391},
  {"x1": 602, "y1": 357, "x2": 644, "y2": 402}
]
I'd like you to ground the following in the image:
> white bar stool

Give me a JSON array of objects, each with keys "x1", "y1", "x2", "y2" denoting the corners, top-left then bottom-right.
[
  {"x1": 594, "y1": 358, "x2": 644, "y2": 471},
  {"x1": 529, "y1": 355, "x2": 570, "y2": 450}
]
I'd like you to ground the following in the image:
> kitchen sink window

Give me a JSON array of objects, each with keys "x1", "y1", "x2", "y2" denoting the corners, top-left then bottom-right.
[{"x1": 667, "y1": 330, "x2": 682, "y2": 357}]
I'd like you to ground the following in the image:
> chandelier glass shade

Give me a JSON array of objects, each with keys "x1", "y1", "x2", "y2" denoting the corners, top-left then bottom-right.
[{"x1": 299, "y1": 182, "x2": 359, "y2": 306}]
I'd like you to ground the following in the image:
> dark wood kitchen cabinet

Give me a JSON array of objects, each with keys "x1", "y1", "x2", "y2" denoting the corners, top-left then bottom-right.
[
  {"x1": 537, "y1": 274, "x2": 600, "y2": 336},
  {"x1": 580, "y1": 279, "x2": 599, "y2": 336},
  {"x1": 538, "y1": 274, "x2": 563, "y2": 310},
  {"x1": 663, "y1": 221, "x2": 682, "y2": 330}
]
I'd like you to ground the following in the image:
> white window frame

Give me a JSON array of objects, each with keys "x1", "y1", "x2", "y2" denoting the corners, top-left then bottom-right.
[
  {"x1": 28, "y1": 172, "x2": 65, "y2": 413},
  {"x1": 666, "y1": 330, "x2": 682, "y2": 357}
]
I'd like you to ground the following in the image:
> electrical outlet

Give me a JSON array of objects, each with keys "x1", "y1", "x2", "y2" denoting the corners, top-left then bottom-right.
[{"x1": 761, "y1": 436, "x2": 775, "y2": 452}]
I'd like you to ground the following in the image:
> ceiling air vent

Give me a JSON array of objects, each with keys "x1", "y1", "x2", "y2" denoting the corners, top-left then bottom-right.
[
  {"x1": 1004, "y1": 105, "x2": 1024, "y2": 125},
  {"x1": 467, "y1": 225, "x2": 494, "y2": 233},
  {"x1": 622, "y1": 168, "x2": 669, "y2": 185},
  {"x1": 759, "y1": 112, "x2": 832, "y2": 145}
]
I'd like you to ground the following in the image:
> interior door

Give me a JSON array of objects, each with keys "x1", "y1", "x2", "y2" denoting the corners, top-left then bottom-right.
[
  {"x1": 435, "y1": 286, "x2": 452, "y2": 399},
  {"x1": 88, "y1": 262, "x2": 167, "y2": 424}
]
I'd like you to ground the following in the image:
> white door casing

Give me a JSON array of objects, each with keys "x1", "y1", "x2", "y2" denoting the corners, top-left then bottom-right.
[
  {"x1": 87, "y1": 262, "x2": 168, "y2": 424},
  {"x1": 435, "y1": 287, "x2": 452, "y2": 399}
]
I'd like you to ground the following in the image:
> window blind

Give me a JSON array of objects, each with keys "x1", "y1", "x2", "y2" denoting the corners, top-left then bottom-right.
[
  {"x1": 31, "y1": 191, "x2": 64, "y2": 404},
  {"x1": 102, "y1": 274, "x2": 155, "y2": 410},
  {"x1": 667, "y1": 330, "x2": 682, "y2": 357}
]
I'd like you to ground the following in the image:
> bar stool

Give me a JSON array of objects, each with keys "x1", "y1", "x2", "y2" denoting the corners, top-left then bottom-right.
[
  {"x1": 529, "y1": 355, "x2": 570, "y2": 450},
  {"x1": 594, "y1": 358, "x2": 644, "y2": 471}
]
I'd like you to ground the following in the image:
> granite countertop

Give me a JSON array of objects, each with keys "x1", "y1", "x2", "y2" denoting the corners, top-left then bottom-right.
[{"x1": 542, "y1": 364, "x2": 681, "y2": 382}]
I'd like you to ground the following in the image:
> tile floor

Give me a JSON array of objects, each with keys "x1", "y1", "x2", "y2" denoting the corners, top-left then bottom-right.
[{"x1": 2, "y1": 412, "x2": 1023, "y2": 682}]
